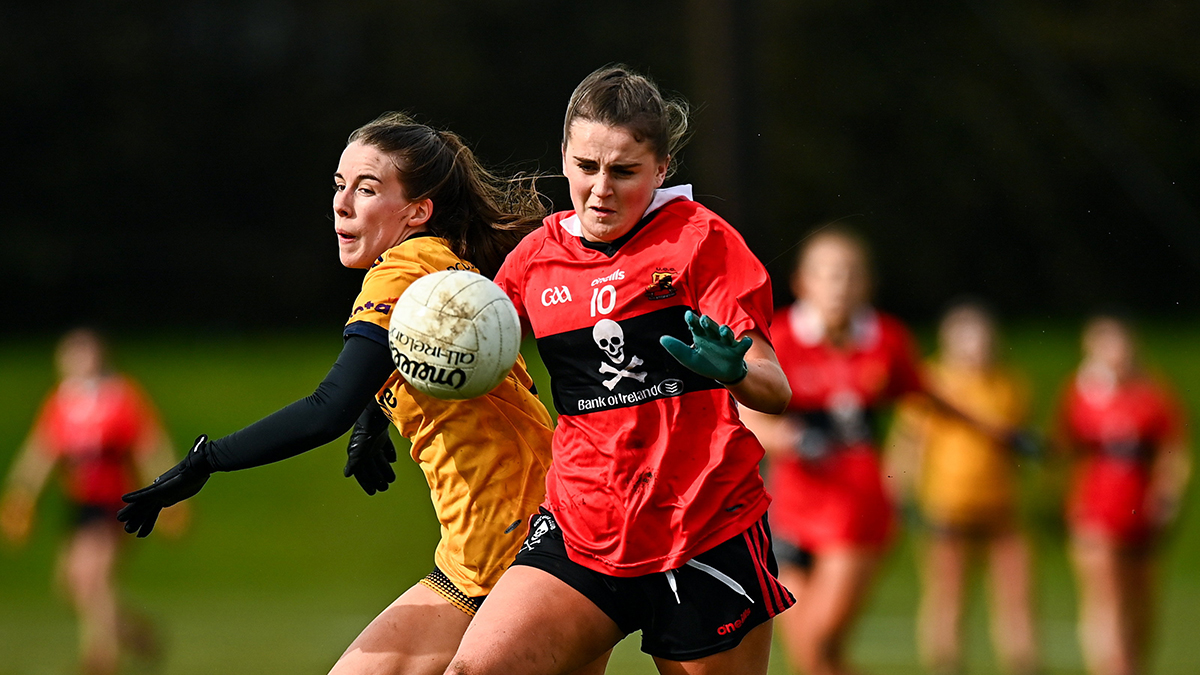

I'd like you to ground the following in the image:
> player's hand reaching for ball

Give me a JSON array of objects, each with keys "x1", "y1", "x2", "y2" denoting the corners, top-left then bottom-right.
[
  {"x1": 660, "y1": 311, "x2": 751, "y2": 385},
  {"x1": 118, "y1": 435, "x2": 213, "y2": 538},
  {"x1": 344, "y1": 405, "x2": 397, "y2": 496}
]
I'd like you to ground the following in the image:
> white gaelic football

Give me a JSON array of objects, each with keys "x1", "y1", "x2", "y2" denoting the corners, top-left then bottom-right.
[{"x1": 388, "y1": 270, "x2": 521, "y2": 400}]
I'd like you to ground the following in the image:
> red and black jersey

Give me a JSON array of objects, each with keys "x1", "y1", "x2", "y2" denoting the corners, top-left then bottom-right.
[
  {"x1": 1059, "y1": 370, "x2": 1184, "y2": 462},
  {"x1": 1058, "y1": 370, "x2": 1187, "y2": 542},
  {"x1": 32, "y1": 375, "x2": 161, "y2": 507},
  {"x1": 766, "y1": 302, "x2": 925, "y2": 549},
  {"x1": 494, "y1": 186, "x2": 775, "y2": 577}
]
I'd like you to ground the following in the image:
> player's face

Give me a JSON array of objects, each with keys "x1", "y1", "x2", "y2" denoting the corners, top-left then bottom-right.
[
  {"x1": 333, "y1": 142, "x2": 426, "y2": 269},
  {"x1": 1083, "y1": 320, "x2": 1135, "y2": 377},
  {"x1": 795, "y1": 238, "x2": 869, "y2": 329},
  {"x1": 941, "y1": 313, "x2": 994, "y2": 368},
  {"x1": 563, "y1": 120, "x2": 669, "y2": 243},
  {"x1": 57, "y1": 336, "x2": 103, "y2": 381}
]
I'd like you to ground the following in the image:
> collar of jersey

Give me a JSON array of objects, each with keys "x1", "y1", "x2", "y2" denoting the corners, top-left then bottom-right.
[
  {"x1": 560, "y1": 184, "x2": 694, "y2": 256},
  {"x1": 790, "y1": 300, "x2": 881, "y2": 349}
]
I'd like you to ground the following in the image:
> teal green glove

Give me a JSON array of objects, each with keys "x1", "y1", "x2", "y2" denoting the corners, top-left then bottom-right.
[{"x1": 659, "y1": 311, "x2": 752, "y2": 384}]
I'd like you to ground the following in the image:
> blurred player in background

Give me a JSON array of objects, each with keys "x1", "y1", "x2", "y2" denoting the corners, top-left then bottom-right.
[
  {"x1": 0, "y1": 328, "x2": 184, "y2": 675},
  {"x1": 447, "y1": 65, "x2": 794, "y2": 675},
  {"x1": 741, "y1": 229, "x2": 1017, "y2": 675},
  {"x1": 1057, "y1": 315, "x2": 1191, "y2": 675},
  {"x1": 887, "y1": 301, "x2": 1038, "y2": 675},
  {"x1": 117, "y1": 113, "x2": 555, "y2": 675}
]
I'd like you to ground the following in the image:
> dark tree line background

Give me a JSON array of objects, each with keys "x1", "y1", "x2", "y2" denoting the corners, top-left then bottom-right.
[{"x1": 3, "y1": 0, "x2": 1196, "y2": 334}]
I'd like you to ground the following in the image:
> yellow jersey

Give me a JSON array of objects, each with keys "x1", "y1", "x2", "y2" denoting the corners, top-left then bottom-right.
[
  {"x1": 345, "y1": 235, "x2": 553, "y2": 597},
  {"x1": 900, "y1": 360, "x2": 1029, "y2": 529}
]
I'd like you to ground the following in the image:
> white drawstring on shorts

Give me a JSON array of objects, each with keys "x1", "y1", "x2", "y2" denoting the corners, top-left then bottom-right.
[{"x1": 663, "y1": 560, "x2": 754, "y2": 605}]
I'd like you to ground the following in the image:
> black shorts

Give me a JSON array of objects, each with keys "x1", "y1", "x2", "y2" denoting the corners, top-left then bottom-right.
[
  {"x1": 512, "y1": 509, "x2": 795, "y2": 661},
  {"x1": 69, "y1": 502, "x2": 120, "y2": 529},
  {"x1": 772, "y1": 537, "x2": 815, "y2": 572}
]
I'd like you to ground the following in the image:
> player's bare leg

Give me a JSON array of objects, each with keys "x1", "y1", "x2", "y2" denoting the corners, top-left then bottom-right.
[
  {"x1": 776, "y1": 548, "x2": 876, "y2": 675},
  {"x1": 445, "y1": 565, "x2": 623, "y2": 675},
  {"x1": 917, "y1": 533, "x2": 969, "y2": 674},
  {"x1": 330, "y1": 582, "x2": 474, "y2": 675},
  {"x1": 1071, "y1": 534, "x2": 1132, "y2": 675},
  {"x1": 1123, "y1": 547, "x2": 1155, "y2": 673},
  {"x1": 61, "y1": 522, "x2": 121, "y2": 675},
  {"x1": 986, "y1": 530, "x2": 1037, "y2": 675}
]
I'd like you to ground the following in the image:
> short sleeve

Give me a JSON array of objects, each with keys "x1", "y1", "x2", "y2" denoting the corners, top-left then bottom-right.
[
  {"x1": 344, "y1": 256, "x2": 426, "y2": 347},
  {"x1": 29, "y1": 392, "x2": 62, "y2": 458},
  {"x1": 885, "y1": 321, "x2": 926, "y2": 398},
  {"x1": 494, "y1": 240, "x2": 532, "y2": 336},
  {"x1": 1154, "y1": 380, "x2": 1189, "y2": 446},
  {"x1": 120, "y1": 380, "x2": 165, "y2": 456},
  {"x1": 691, "y1": 220, "x2": 773, "y2": 344}
]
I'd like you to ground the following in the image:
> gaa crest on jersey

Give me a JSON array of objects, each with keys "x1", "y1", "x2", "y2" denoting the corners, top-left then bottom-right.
[{"x1": 645, "y1": 268, "x2": 677, "y2": 300}]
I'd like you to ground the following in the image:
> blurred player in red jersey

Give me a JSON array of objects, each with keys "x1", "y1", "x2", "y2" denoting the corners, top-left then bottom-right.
[
  {"x1": 0, "y1": 328, "x2": 185, "y2": 675},
  {"x1": 446, "y1": 65, "x2": 794, "y2": 675},
  {"x1": 741, "y1": 230, "x2": 1015, "y2": 675},
  {"x1": 1057, "y1": 316, "x2": 1191, "y2": 675}
]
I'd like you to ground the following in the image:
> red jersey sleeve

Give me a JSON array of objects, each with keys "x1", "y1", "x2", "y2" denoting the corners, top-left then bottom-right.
[
  {"x1": 1152, "y1": 378, "x2": 1188, "y2": 446},
  {"x1": 884, "y1": 317, "x2": 926, "y2": 398},
  {"x1": 494, "y1": 227, "x2": 544, "y2": 337},
  {"x1": 119, "y1": 379, "x2": 163, "y2": 457},
  {"x1": 690, "y1": 218, "x2": 773, "y2": 344},
  {"x1": 30, "y1": 391, "x2": 63, "y2": 459}
]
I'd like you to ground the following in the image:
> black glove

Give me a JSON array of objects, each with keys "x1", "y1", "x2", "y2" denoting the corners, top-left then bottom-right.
[
  {"x1": 1006, "y1": 429, "x2": 1043, "y2": 459},
  {"x1": 344, "y1": 405, "x2": 397, "y2": 496},
  {"x1": 118, "y1": 435, "x2": 214, "y2": 537}
]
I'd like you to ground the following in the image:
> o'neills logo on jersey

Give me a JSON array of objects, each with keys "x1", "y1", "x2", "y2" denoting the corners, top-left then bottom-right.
[
  {"x1": 390, "y1": 343, "x2": 469, "y2": 390},
  {"x1": 591, "y1": 269, "x2": 625, "y2": 286},
  {"x1": 645, "y1": 268, "x2": 677, "y2": 300},
  {"x1": 541, "y1": 286, "x2": 573, "y2": 306}
]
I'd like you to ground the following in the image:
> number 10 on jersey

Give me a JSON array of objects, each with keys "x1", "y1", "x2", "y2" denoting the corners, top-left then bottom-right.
[{"x1": 591, "y1": 285, "x2": 616, "y2": 317}]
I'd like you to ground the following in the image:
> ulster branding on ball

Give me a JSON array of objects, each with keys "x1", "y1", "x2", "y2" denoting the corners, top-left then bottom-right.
[{"x1": 388, "y1": 270, "x2": 522, "y2": 400}]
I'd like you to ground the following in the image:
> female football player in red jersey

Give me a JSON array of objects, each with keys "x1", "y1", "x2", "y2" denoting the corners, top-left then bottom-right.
[
  {"x1": 116, "y1": 114, "x2": 557, "y2": 675},
  {"x1": 446, "y1": 65, "x2": 794, "y2": 675},
  {"x1": 1058, "y1": 316, "x2": 1190, "y2": 675},
  {"x1": 740, "y1": 231, "x2": 1018, "y2": 675},
  {"x1": 1, "y1": 328, "x2": 184, "y2": 675}
]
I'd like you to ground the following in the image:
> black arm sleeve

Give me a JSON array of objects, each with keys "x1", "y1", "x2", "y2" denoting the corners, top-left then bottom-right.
[{"x1": 205, "y1": 334, "x2": 395, "y2": 472}]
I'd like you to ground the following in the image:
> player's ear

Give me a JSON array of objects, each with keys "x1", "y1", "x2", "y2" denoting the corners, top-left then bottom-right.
[
  {"x1": 408, "y1": 198, "x2": 434, "y2": 228},
  {"x1": 655, "y1": 155, "x2": 670, "y2": 188}
]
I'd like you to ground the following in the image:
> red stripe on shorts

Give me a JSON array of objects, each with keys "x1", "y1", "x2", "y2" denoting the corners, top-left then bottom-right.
[
  {"x1": 746, "y1": 523, "x2": 787, "y2": 615},
  {"x1": 757, "y1": 521, "x2": 795, "y2": 613}
]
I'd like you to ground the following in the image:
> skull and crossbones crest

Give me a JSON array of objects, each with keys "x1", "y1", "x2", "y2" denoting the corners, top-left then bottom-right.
[{"x1": 592, "y1": 319, "x2": 646, "y2": 390}]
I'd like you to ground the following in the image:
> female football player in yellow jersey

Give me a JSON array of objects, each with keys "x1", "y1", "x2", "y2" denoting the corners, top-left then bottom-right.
[
  {"x1": 117, "y1": 113, "x2": 556, "y2": 675},
  {"x1": 887, "y1": 302, "x2": 1037, "y2": 675}
]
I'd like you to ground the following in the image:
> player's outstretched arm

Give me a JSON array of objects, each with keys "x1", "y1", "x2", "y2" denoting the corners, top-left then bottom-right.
[
  {"x1": 660, "y1": 311, "x2": 790, "y2": 414},
  {"x1": 119, "y1": 435, "x2": 212, "y2": 537},
  {"x1": 344, "y1": 403, "x2": 397, "y2": 496},
  {"x1": 117, "y1": 335, "x2": 395, "y2": 537}
]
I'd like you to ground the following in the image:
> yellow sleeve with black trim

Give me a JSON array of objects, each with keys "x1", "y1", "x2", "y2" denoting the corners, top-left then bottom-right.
[{"x1": 344, "y1": 237, "x2": 479, "y2": 344}]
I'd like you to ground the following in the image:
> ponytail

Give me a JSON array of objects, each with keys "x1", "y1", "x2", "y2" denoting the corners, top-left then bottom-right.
[{"x1": 348, "y1": 113, "x2": 546, "y2": 278}]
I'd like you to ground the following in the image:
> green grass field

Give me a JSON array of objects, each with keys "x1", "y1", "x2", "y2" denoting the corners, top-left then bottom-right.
[{"x1": 1, "y1": 323, "x2": 1197, "y2": 674}]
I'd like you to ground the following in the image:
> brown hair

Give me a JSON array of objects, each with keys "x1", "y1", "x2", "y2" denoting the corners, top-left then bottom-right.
[
  {"x1": 348, "y1": 112, "x2": 546, "y2": 278},
  {"x1": 562, "y1": 65, "x2": 690, "y2": 177},
  {"x1": 794, "y1": 225, "x2": 874, "y2": 277}
]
